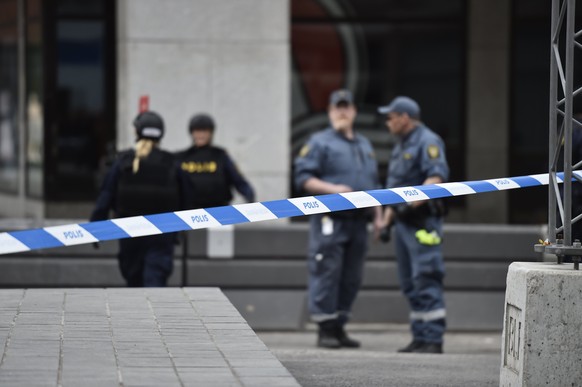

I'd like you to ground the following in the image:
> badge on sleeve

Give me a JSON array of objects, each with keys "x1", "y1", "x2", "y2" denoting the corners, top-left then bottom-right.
[
  {"x1": 299, "y1": 144, "x2": 310, "y2": 157},
  {"x1": 427, "y1": 145, "x2": 440, "y2": 159}
]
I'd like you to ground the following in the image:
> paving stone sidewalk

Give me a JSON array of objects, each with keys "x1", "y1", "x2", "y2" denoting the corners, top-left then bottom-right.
[{"x1": 0, "y1": 288, "x2": 300, "y2": 387}]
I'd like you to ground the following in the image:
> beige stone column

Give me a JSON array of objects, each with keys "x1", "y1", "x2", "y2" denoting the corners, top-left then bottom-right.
[{"x1": 117, "y1": 0, "x2": 290, "y2": 205}]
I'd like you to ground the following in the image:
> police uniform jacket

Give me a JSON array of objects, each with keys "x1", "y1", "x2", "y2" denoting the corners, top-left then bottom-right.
[
  {"x1": 90, "y1": 148, "x2": 188, "y2": 221},
  {"x1": 294, "y1": 127, "x2": 379, "y2": 207},
  {"x1": 387, "y1": 124, "x2": 449, "y2": 189},
  {"x1": 176, "y1": 145, "x2": 255, "y2": 209}
]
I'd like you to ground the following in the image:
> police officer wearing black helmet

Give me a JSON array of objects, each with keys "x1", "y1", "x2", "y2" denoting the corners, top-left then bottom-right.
[
  {"x1": 176, "y1": 113, "x2": 255, "y2": 209},
  {"x1": 90, "y1": 111, "x2": 189, "y2": 287}
]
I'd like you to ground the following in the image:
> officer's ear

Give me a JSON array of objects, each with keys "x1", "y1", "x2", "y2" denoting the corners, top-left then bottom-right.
[{"x1": 401, "y1": 112, "x2": 413, "y2": 123}]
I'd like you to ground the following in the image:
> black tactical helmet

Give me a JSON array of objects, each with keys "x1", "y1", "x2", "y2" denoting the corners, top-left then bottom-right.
[
  {"x1": 134, "y1": 111, "x2": 164, "y2": 140},
  {"x1": 188, "y1": 113, "x2": 215, "y2": 133}
]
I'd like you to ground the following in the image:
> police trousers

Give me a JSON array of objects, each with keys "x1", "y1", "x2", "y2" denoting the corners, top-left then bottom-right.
[
  {"x1": 307, "y1": 214, "x2": 368, "y2": 326},
  {"x1": 394, "y1": 216, "x2": 446, "y2": 344},
  {"x1": 118, "y1": 233, "x2": 175, "y2": 287}
]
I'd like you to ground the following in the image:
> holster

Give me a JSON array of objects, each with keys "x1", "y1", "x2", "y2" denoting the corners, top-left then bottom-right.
[
  {"x1": 393, "y1": 204, "x2": 427, "y2": 229},
  {"x1": 393, "y1": 199, "x2": 447, "y2": 229},
  {"x1": 330, "y1": 207, "x2": 375, "y2": 221}
]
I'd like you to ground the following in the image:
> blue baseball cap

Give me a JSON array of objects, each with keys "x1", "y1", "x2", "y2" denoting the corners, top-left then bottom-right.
[
  {"x1": 378, "y1": 96, "x2": 420, "y2": 119},
  {"x1": 329, "y1": 89, "x2": 354, "y2": 106}
]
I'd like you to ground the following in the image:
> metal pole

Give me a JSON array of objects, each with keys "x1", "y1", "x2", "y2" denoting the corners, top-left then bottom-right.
[
  {"x1": 539, "y1": 0, "x2": 582, "y2": 269},
  {"x1": 548, "y1": 0, "x2": 559, "y2": 244},
  {"x1": 563, "y1": 0, "x2": 575, "y2": 246}
]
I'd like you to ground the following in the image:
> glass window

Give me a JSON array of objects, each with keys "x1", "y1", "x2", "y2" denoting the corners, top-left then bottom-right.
[
  {"x1": 510, "y1": 0, "x2": 582, "y2": 223},
  {"x1": 44, "y1": 0, "x2": 116, "y2": 202},
  {"x1": 0, "y1": 0, "x2": 19, "y2": 193},
  {"x1": 56, "y1": 0, "x2": 104, "y2": 17},
  {"x1": 291, "y1": 0, "x2": 466, "y2": 199},
  {"x1": 27, "y1": 0, "x2": 43, "y2": 198}
]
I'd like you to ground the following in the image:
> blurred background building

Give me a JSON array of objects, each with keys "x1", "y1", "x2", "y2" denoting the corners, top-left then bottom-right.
[
  {"x1": 4, "y1": 0, "x2": 581, "y2": 329},
  {"x1": 1, "y1": 0, "x2": 582, "y2": 223}
]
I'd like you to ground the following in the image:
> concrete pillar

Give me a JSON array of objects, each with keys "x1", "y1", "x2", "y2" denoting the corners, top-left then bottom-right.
[
  {"x1": 500, "y1": 262, "x2": 582, "y2": 386},
  {"x1": 117, "y1": 0, "x2": 290, "y2": 204},
  {"x1": 466, "y1": 0, "x2": 511, "y2": 222}
]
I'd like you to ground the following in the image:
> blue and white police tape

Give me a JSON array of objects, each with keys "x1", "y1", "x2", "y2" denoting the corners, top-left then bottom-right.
[{"x1": 0, "y1": 171, "x2": 573, "y2": 255}]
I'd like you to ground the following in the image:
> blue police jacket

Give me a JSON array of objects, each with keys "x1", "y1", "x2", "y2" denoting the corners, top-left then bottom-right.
[
  {"x1": 294, "y1": 127, "x2": 379, "y2": 193},
  {"x1": 386, "y1": 124, "x2": 449, "y2": 188}
]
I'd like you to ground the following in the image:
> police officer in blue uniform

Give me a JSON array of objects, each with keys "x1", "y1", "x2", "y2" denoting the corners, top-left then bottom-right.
[
  {"x1": 294, "y1": 89, "x2": 383, "y2": 349},
  {"x1": 90, "y1": 111, "x2": 188, "y2": 287},
  {"x1": 176, "y1": 113, "x2": 255, "y2": 209},
  {"x1": 378, "y1": 96, "x2": 449, "y2": 354}
]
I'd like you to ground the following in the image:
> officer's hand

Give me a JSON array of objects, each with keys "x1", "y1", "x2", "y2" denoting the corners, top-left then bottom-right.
[
  {"x1": 334, "y1": 184, "x2": 353, "y2": 193},
  {"x1": 410, "y1": 199, "x2": 427, "y2": 208},
  {"x1": 373, "y1": 216, "x2": 386, "y2": 242},
  {"x1": 92, "y1": 242, "x2": 100, "y2": 250}
]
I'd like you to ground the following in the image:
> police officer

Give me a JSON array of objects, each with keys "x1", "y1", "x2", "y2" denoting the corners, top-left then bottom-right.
[
  {"x1": 294, "y1": 89, "x2": 383, "y2": 349},
  {"x1": 90, "y1": 111, "x2": 188, "y2": 287},
  {"x1": 176, "y1": 113, "x2": 255, "y2": 209},
  {"x1": 378, "y1": 96, "x2": 449, "y2": 354}
]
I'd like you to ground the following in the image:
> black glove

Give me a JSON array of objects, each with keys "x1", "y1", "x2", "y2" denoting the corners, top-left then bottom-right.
[
  {"x1": 428, "y1": 199, "x2": 448, "y2": 217},
  {"x1": 379, "y1": 224, "x2": 393, "y2": 244},
  {"x1": 92, "y1": 242, "x2": 100, "y2": 250}
]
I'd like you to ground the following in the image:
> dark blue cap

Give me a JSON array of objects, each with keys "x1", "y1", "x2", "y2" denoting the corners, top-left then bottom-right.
[
  {"x1": 378, "y1": 96, "x2": 420, "y2": 119},
  {"x1": 329, "y1": 89, "x2": 353, "y2": 106}
]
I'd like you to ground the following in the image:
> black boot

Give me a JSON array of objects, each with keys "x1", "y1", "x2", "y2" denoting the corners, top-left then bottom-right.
[
  {"x1": 413, "y1": 342, "x2": 443, "y2": 354},
  {"x1": 335, "y1": 326, "x2": 360, "y2": 348},
  {"x1": 317, "y1": 321, "x2": 341, "y2": 349},
  {"x1": 397, "y1": 340, "x2": 424, "y2": 353}
]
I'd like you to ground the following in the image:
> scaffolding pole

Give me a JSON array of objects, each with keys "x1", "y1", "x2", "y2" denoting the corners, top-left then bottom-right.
[{"x1": 540, "y1": 0, "x2": 582, "y2": 269}]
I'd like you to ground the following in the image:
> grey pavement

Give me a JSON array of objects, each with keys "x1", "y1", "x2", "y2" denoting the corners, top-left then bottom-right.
[
  {"x1": 0, "y1": 287, "x2": 502, "y2": 387},
  {"x1": 258, "y1": 326, "x2": 501, "y2": 387},
  {"x1": 0, "y1": 288, "x2": 299, "y2": 387}
]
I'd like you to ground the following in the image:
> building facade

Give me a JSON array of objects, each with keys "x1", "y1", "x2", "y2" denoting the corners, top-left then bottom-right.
[{"x1": 0, "y1": 0, "x2": 573, "y2": 224}]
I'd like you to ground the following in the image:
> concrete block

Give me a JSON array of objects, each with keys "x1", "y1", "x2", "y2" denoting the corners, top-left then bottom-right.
[
  {"x1": 224, "y1": 290, "x2": 307, "y2": 330},
  {"x1": 212, "y1": 42, "x2": 289, "y2": 202},
  {"x1": 212, "y1": 0, "x2": 288, "y2": 42},
  {"x1": 500, "y1": 262, "x2": 582, "y2": 386},
  {"x1": 121, "y1": 0, "x2": 214, "y2": 41},
  {"x1": 447, "y1": 291, "x2": 505, "y2": 330},
  {"x1": 207, "y1": 225, "x2": 234, "y2": 258},
  {"x1": 122, "y1": 41, "x2": 213, "y2": 151}
]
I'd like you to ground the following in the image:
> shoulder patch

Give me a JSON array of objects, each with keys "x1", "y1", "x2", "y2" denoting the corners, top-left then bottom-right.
[
  {"x1": 427, "y1": 145, "x2": 440, "y2": 159},
  {"x1": 299, "y1": 144, "x2": 310, "y2": 158}
]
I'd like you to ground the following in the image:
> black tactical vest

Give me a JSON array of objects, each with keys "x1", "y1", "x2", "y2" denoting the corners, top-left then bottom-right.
[
  {"x1": 115, "y1": 148, "x2": 180, "y2": 217},
  {"x1": 179, "y1": 146, "x2": 232, "y2": 209}
]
